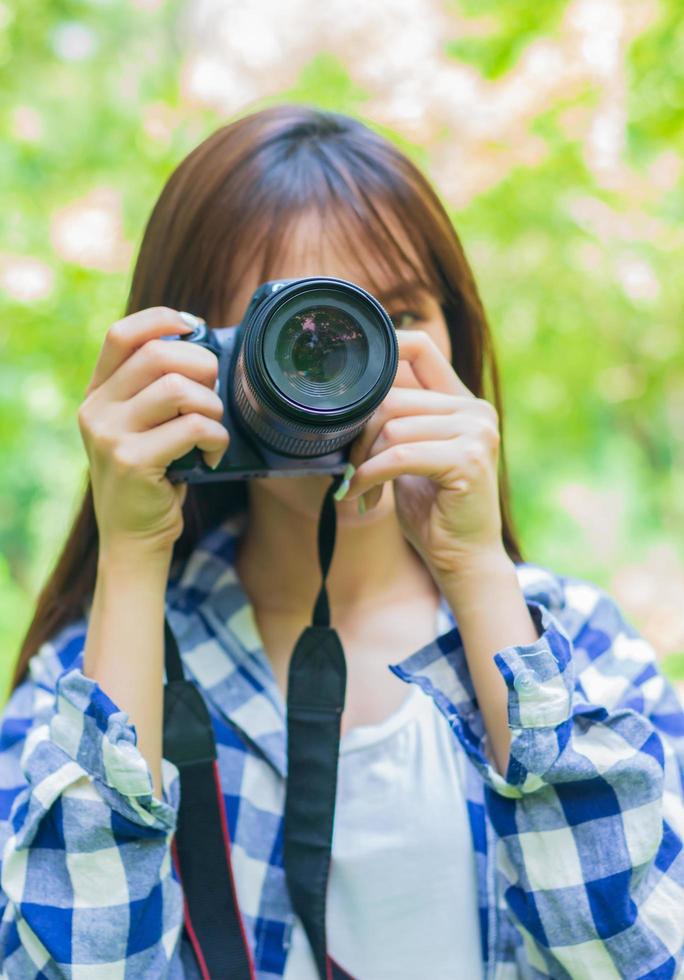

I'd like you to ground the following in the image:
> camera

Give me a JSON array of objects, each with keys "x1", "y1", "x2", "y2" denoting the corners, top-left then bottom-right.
[{"x1": 165, "y1": 276, "x2": 399, "y2": 482}]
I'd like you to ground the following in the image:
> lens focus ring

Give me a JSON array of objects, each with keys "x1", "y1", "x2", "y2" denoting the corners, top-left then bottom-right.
[{"x1": 234, "y1": 369, "x2": 365, "y2": 456}]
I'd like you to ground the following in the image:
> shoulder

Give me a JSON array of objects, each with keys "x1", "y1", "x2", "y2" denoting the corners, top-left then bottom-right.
[
  {"x1": 516, "y1": 560, "x2": 611, "y2": 618},
  {"x1": 1, "y1": 620, "x2": 88, "y2": 746},
  {"x1": 514, "y1": 560, "x2": 675, "y2": 714},
  {"x1": 0, "y1": 619, "x2": 88, "y2": 827},
  {"x1": 24, "y1": 619, "x2": 88, "y2": 693},
  {"x1": 515, "y1": 560, "x2": 647, "y2": 650}
]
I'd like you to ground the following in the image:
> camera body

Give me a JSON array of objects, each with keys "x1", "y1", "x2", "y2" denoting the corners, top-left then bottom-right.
[{"x1": 165, "y1": 276, "x2": 399, "y2": 483}]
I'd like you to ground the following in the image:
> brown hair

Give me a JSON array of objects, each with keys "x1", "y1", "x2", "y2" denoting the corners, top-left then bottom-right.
[{"x1": 9, "y1": 103, "x2": 524, "y2": 694}]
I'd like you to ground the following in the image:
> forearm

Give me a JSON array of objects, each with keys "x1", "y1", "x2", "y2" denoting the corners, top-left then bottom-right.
[
  {"x1": 84, "y1": 546, "x2": 172, "y2": 798},
  {"x1": 437, "y1": 550, "x2": 540, "y2": 775}
]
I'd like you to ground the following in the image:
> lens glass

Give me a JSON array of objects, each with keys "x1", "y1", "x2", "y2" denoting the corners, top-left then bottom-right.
[{"x1": 274, "y1": 305, "x2": 368, "y2": 397}]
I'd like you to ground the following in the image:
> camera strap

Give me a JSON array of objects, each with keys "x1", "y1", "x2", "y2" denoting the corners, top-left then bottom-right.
[
  {"x1": 283, "y1": 473, "x2": 347, "y2": 979},
  {"x1": 163, "y1": 472, "x2": 355, "y2": 980},
  {"x1": 163, "y1": 619, "x2": 256, "y2": 979}
]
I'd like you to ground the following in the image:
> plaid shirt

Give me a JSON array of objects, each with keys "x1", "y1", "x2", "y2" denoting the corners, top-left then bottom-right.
[{"x1": 1, "y1": 509, "x2": 683, "y2": 979}]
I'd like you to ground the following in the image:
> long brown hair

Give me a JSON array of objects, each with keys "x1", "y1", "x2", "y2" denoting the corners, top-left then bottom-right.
[{"x1": 10, "y1": 103, "x2": 524, "y2": 694}]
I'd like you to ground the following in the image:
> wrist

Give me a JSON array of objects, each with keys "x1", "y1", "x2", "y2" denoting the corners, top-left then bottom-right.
[
  {"x1": 97, "y1": 539, "x2": 174, "y2": 579},
  {"x1": 434, "y1": 545, "x2": 515, "y2": 587},
  {"x1": 435, "y1": 548, "x2": 518, "y2": 613}
]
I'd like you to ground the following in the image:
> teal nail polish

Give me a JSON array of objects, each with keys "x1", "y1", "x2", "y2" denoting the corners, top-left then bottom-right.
[
  {"x1": 357, "y1": 495, "x2": 366, "y2": 515},
  {"x1": 332, "y1": 463, "x2": 356, "y2": 502},
  {"x1": 333, "y1": 479, "x2": 350, "y2": 501}
]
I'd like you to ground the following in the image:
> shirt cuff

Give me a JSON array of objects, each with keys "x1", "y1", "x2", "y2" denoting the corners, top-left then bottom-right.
[
  {"x1": 493, "y1": 599, "x2": 574, "y2": 730},
  {"x1": 390, "y1": 597, "x2": 576, "y2": 796},
  {"x1": 44, "y1": 667, "x2": 180, "y2": 831}
]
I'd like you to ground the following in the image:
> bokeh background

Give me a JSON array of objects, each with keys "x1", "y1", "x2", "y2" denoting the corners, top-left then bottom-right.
[{"x1": 1, "y1": 0, "x2": 683, "y2": 704}]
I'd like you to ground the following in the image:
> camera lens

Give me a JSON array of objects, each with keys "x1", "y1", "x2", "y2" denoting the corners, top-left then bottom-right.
[
  {"x1": 232, "y1": 277, "x2": 398, "y2": 458},
  {"x1": 275, "y1": 305, "x2": 368, "y2": 395}
]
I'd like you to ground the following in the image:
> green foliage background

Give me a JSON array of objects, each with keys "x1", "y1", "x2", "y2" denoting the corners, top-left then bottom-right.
[{"x1": 1, "y1": 0, "x2": 683, "y2": 703}]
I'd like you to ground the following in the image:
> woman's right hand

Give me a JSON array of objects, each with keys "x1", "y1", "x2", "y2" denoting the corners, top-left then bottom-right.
[{"x1": 78, "y1": 307, "x2": 230, "y2": 561}]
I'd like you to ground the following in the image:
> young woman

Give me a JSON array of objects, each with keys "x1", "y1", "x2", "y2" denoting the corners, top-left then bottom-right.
[{"x1": 1, "y1": 104, "x2": 682, "y2": 979}]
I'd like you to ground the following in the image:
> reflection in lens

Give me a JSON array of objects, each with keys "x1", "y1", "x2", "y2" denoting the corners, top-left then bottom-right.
[
  {"x1": 291, "y1": 314, "x2": 346, "y2": 381},
  {"x1": 275, "y1": 305, "x2": 368, "y2": 397}
]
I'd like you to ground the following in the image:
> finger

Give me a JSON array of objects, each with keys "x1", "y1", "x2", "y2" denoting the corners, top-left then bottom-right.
[
  {"x1": 98, "y1": 337, "x2": 219, "y2": 403},
  {"x1": 360, "y1": 485, "x2": 384, "y2": 512},
  {"x1": 393, "y1": 361, "x2": 423, "y2": 390},
  {"x1": 124, "y1": 413, "x2": 229, "y2": 470},
  {"x1": 359, "y1": 414, "x2": 499, "y2": 510},
  {"x1": 123, "y1": 372, "x2": 225, "y2": 432},
  {"x1": 346, "y1": 436, "x2": 485, "y2": 500},
  {"x1": 365, "y1": 413, "x2": 498, "y2": 462},
  {"x1": 86, "y1": 307, "x2": 197, "y2": 394},
  {"x1": 395, "y1": 330, "x2": 473, "y2": 397},
  {"x1": 349, "y1": 390, "x2": 469, "y2": 470}
]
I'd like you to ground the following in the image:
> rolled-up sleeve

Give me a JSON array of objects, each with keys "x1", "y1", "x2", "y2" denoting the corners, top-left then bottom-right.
[
  {"x1": 46, "y1": 666, "x2": 179, "y2": 829},
  {"x1": 0, "y1": 625, "x2": 184, "y2": 977},
  {"x1": 489, "y1": 589, "x2": 684, "y2": 978}
]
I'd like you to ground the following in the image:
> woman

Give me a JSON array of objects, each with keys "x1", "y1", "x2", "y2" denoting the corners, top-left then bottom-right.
[{"x1": 0, "y1": 104, "x2": 682, "y2": 979}]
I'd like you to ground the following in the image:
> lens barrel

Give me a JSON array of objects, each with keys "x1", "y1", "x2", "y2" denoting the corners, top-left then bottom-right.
[{"x1": 231, "y1": 277, "x2": 398, "y2": 458}]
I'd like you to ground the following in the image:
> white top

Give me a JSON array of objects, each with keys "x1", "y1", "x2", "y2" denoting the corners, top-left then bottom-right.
[{"x1": 283, "y1": 672, "x2": 483, "y2": 979}]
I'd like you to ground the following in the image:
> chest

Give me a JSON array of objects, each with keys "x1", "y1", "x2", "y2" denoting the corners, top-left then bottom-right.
[
  {"x1": 283, "y1": 696, "x2": 483, "y2": 979},
  {"x1": 253, "y1": 593, "x2": 442, "y2": 736},
  {"x1": 179, "y1": 660, "x2": 490, "y2": 980}
]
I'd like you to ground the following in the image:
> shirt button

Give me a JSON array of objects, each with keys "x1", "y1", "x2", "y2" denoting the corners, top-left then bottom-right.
[{"x1": 514, "y1": 668, "x2": 540, "y2": 696}]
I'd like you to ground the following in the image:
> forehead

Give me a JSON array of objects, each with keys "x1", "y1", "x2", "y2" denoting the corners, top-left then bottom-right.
[
  {"x1": 268, "y1": 208, "x2": 420, "y2": 282},
  {"x1": 222, "y1": 207, "x2": 432, "y2": 324}
]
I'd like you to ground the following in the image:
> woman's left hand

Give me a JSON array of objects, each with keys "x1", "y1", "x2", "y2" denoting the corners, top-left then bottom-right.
[{"x1": 345, "y1": 330, "x2": 505, "y2": 580}]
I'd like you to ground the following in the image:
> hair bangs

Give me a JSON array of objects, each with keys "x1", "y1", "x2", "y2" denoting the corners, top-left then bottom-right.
[{"x1": 251, "y1": 148, "x2": 441, "y2": 309}]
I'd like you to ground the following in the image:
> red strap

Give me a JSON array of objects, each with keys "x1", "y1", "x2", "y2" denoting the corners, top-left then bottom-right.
[
  {"x1": 327, "y1": 955, "x2": 357, "y2": 978},
  {"x1": 210, "y1": 761, "x2": 257, "y2": 979},
  {"x1": 171, "y1": 836, "x2": 211, "y2": 980},
  {"x1": 173, "y1": 759, "x2": 356, "y2": 980},
  {"x1": 171, "y1": 761, "x2": 257, "y2": 980}
]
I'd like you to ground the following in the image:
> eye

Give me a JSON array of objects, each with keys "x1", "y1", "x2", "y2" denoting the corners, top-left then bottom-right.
[{"x1": 389, "y1": 310, "x2": 422, "y2": 330}]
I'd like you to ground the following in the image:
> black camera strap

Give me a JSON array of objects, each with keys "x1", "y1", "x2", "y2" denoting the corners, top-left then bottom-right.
[
  {"x1": 163, "y1": 473, "x2": 355, "y2": 980},
  {"x1": 163, "y1": 619, "x2": 256, "y2": 980},
  {"x1": 283, "y1": 473, "x2": 347, "y2": 979}
]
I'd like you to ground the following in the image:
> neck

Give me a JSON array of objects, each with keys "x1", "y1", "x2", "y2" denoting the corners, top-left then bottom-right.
[{"x1": 234, "y1": 481, "x2": 437, "y2": 619}]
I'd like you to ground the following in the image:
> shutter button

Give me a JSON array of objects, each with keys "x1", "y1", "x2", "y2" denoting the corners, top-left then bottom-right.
[{"x1": 514, "y1": 668, "x2": 540, "y2": 696}]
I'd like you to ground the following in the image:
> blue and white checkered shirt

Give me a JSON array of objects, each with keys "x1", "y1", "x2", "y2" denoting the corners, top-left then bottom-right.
[{"x1": 1, "y1": 509, "x2": 683, "y2": 978}]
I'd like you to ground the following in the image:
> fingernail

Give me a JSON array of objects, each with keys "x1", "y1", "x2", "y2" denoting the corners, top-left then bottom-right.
[
  {"x1": 179, "y1": 311, "x2": 206, "y2": 331},
  {"x1": 204, "y1": 452, "x2": 222, "y2": 470},
  {"x1": 357, "y1": 495, "x2": 366, "y2": 515},
  {"x1": 333, "y1": 479, "x2": 350, "y2": 501},
  {"x1": 332, "y1": 463, "x2": 355, "y2": 502}
]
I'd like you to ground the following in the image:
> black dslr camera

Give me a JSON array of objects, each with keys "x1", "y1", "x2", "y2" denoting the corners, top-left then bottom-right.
[{"x1": 165, "y1": 276, "x2": 399, "y2": 482}]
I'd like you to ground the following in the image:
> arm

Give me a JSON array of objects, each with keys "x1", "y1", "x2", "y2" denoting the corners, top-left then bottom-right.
[
  {"x1": 76, "y1": 305, "x2": 228, "y2": 804},
  {"x1": 84, "y1": 548, "x2": 172, "y2": 797},
  {"x1": 0, "y1": 306, "x2": 228, "y2": 975},
  {"x1": 437, "y1": 549, "x2": 540, "y2": 774},
  {"x1": 341, "y1": 323, "x2": 684, "y2": 974}
]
